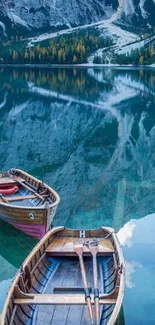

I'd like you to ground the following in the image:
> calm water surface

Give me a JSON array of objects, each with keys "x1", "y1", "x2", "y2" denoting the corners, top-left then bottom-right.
[{"x1": 0, "y1": 67, "x2": 155, "y2": 324}]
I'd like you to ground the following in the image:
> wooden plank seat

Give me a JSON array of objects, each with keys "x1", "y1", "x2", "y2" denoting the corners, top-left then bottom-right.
[
  {"x1": 5, "y1": 194, "x2": 49, "y2": 202},
  {"x1": 0, "y1": 176, "x2": 25, "y2": 186},
  {"x1": 46, "y1": 237, "x2": 114, "y2": 256},
  {"x1": 15, "y1": 295, "x2": 116, "y2": 305},
  {"x1": 14, "y1": 287, "x2": 116, "y2": 306}
]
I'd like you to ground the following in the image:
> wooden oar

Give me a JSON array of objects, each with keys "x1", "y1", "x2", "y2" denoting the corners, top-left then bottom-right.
[
  {"x1": 0, "y1": 194, "x2": 9, "y2": 204},
  {"x1": 11, "y1": 177, "x2": 44, "y2": 201},
  {"x1": 74, "y1": 242, "x2": 94, "y2": 325},
  {"x1": 89, "y1": 243, "x2": 100, "y2": 325}
]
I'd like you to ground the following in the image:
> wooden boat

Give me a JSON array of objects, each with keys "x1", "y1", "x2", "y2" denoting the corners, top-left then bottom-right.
[
  {"x1": 0, "y1": 169, "x2": 60, "y2": 239},
  {"x1": 1, "y1": 227, "x2": 125, "y2": 325}
]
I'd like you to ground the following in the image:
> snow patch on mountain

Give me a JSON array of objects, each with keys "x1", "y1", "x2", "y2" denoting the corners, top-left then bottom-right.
[
  {"x1": 139, "y1": 0, "x2": 148, "y2": 19},
  {"x1": 88, "y1": 4, "x2": 138, "y2": 64},
  {"x1": 0, "y1": 21, "x2": 7, "y2": 36},
  {"x1": 7, "y1": 11, "x2": 30, "y2": 30},
  {"x1": 0, "y1": 92, "x2": 7, "y2": 110},
  {"x1": 117, "y1": 35, "x2": 155, "y2": 55},
  {"x1": 122, "y1": 0, "x2": 136, "y2": 16}
]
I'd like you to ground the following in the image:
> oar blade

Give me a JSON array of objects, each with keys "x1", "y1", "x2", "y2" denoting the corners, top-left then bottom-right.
[{"x1": 74, "y1": 241, "x2": 84, "y2": 255}]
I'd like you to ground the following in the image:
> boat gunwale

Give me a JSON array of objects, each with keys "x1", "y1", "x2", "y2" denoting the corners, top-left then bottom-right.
[{"x1": 106, "y1": 229, "x2": 125, "y2": 325}]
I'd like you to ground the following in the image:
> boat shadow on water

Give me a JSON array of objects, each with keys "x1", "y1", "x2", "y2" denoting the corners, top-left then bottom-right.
[
  {"x1": 0, "y1": 220, "x2": 36, "y2": 313},
  {"x1": 0, "y1": 219, "x2": 36, "y2": 269}
]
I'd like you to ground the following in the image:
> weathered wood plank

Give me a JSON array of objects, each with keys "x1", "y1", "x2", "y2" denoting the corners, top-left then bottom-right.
[
  {"x1": 0, "y1": 176, "x2": 24, "y2": 185},
  {"x1": 80, "y1": 261, "x2": 94, "y2": 325},
  {"x1": 65, "y1": 305, "x2": 84, "y2": 325},
  {"x1": 46, "y1": 237, "x2": 69, "y2": 252},
  {"x1": 65, "y1": 260, "x2": 85, "y2": 325},
  {"x1": 36, "y1": 260, "x2": 72, "y2": 325},
  {"x1": 80, "y1": 306, "x2": 90, "y2": 325},
  {"x1": 15, "y1": 294, "x2": 116, "y2": 305},
  {"x1": 5, "y1": 194, "x2": 48, "y2": 202},
  {"x1": 52, "y1": 261, "x2": 79, "y2": 325},
  {"x1": 0, "y1": 205, "x2": 46, "y2": 225},
  {"x1": 46, "y1": 237, "x2": 114, "y2": 256}
]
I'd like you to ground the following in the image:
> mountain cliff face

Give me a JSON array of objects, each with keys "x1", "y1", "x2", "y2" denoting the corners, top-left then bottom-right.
[
  {"x1": 118, "y1": 0, "x2": 155, "y2": 28},
  {"x1": 0, "y1": 0, "x2": 154, "y2": 39},
  {"x1": 0, "y1": 0, "x2": 118, "y2": 35}
]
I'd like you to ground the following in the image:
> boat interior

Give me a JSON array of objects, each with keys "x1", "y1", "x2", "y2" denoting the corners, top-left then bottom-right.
[
  {"x1": 0, "y1": 172, "x2": 53, "y2": 207},
  {"x1": 34, "y1": 255, "x2": 116, "y2": 325}
]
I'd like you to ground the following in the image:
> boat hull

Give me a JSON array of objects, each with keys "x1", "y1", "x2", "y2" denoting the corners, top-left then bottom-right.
[
  {"x1": 0, "y1": 169, "x2": 60, "y2": 238},
  {"x1": 0, "y1": 205, "x2": 57, "y2": 239},
  {"x1": 13, "y1": 223, "x2": 46, "y2": 239}
]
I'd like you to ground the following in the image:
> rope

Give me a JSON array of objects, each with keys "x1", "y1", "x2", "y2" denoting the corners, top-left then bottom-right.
[{"x1": 83, "y1": 231, "x2": 114, "y2": 247}]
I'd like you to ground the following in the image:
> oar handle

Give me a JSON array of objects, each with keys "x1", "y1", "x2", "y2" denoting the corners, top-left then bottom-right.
[{"x1": 95, "y1": 298, "x2": 100, "y2": 325}]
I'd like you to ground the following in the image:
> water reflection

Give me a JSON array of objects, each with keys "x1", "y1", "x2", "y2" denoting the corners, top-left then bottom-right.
[
  {"x1": 116, "y1": 308, "x2": 125, "y2": 325},
  {"x1": 0, "y1": 67, "x2": 155, "y2": 321},
  {"x1": 117, "y1": 214, "x2": 155, "y2": 325},
  {"x1": 0, "y1": 68, "x2": 155, "y2": 229},
  {"x1": 0, "y1": 220, "x2": 35, "y2": 310}
]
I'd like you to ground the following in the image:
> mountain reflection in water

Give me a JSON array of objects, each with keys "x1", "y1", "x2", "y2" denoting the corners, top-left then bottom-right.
[
  {"x1": 0, "y1": 67, "x2": 155, "y2": 323},
  {"x1": 0, "y1": 67, "x2": 155, "y2": 229}
]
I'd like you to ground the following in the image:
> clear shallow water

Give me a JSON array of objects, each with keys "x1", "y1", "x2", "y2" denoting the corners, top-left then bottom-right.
[
  {"x1": 118, "y1": 214, "x2": 155, "y2": 325},
  {"x1": 0, "y1": 67, "x2": 155, "y2": 323}
]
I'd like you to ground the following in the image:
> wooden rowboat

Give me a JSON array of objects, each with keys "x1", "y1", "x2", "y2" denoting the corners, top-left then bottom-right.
[
  {"x1": 0, "y1": 169, "x2": 60, "y2": 239},
  {"x1": 1, "y1": 227, "x2": 125, "y2": 325}
]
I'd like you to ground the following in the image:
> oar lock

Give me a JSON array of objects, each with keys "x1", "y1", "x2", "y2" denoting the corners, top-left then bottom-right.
[
  {"x1": 84, "y1": 238, "x2": 99, "y2": 247},
  {"x1": 118, "y1": 263, "x2": 123, "y2": 275}
]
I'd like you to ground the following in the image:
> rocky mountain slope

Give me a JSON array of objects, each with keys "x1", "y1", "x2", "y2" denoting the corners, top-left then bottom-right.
[
  {"x1": 0, "y1": 0, "x2": 118, "y2": 36},
  {"x1": 117, "y1": 0, "x2": 155, "y2": 28},
  {"x1": 0, "y1": 0, "x2": 155, "y2": 37}
]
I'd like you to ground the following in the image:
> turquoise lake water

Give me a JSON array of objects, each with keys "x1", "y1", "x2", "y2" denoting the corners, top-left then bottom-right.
[{"x1": 0, "y1": 67, "x2": 155, "y2": 324}]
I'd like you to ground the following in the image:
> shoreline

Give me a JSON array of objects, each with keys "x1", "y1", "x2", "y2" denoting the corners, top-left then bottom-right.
[{"x1": 0, "y1": 63, "x2": 155, "y2": 70}]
